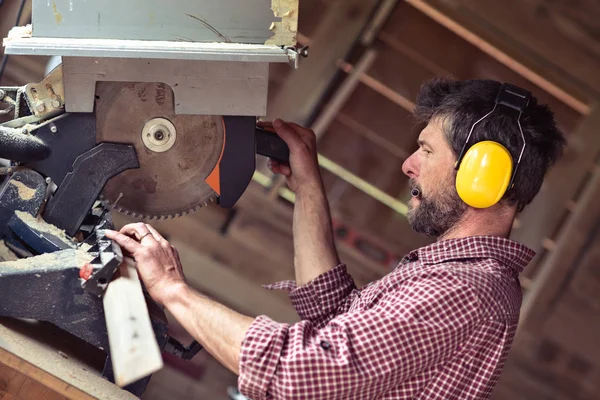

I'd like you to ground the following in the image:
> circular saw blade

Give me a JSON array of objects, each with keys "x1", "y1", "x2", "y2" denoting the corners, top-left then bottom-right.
[{"x1": 95, "y1": 82, "x2": 224, "y2": 219}]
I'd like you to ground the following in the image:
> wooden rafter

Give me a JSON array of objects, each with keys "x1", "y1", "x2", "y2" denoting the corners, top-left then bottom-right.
[{"x1": 403, "y1": 0, "x2": 593, "y2": 115}]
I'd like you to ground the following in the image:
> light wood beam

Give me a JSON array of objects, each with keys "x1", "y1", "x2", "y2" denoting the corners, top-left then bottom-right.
[{"x1": 403, "y1": 0, "x2": 592, "y2": 115}]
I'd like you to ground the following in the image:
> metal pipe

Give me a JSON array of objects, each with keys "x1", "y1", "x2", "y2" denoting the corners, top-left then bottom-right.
[{"x1": 0, "y1": 128, "x2": 51, "y2": 162}]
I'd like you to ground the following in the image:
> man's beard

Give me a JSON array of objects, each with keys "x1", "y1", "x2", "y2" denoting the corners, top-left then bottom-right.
[{"x1": 407, "y1": 179, "x2": 467, "y2": 238}]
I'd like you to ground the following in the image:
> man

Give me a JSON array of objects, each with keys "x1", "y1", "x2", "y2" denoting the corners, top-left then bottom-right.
[{"x1": 106, "y1": 78, "x2": 566, "y2": 399}]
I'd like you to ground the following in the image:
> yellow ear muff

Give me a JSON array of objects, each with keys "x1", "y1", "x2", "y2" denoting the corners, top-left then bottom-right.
[{"x1": 455, "y1": 141, "x2": 513, "y2": 208}]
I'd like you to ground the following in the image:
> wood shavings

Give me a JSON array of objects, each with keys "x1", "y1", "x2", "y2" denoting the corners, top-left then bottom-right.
[
  {"x1": 0, "y1": 249, "x2": 93, "y2": 269},
  {"x1": 9, "y1": 180, "x2": 36, "y2": 201},
  {"x1": 265, "y1": 0, "x2": 298, "y2": 46},
  {"x1": 14, "y1": 210, "x2": 71, "y2": 244}
]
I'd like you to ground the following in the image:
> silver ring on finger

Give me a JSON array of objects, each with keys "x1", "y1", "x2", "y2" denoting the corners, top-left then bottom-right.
[{"x1": 139, "y1": 232, "x2": 152, "y2": 242}]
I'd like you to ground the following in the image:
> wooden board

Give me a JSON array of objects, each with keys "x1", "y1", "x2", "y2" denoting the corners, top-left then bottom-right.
[
  {"x1": 103, "y1": 259, "x2": 164, "y2": 388},
  {"x1": 0, "y1": 318, "x2": 137, "y2": 400}
]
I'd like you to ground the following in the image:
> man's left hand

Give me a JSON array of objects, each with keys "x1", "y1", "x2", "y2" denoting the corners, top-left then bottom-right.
[{"x1": 105, "y1": 223, "x2": 186, "y2": 306}]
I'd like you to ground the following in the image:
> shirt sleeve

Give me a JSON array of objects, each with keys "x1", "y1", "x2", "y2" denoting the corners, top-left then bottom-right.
[
  {"x1": 263, "y1": 264, "x2": 360, "y2": 328},
  {"x1": 239, "y1": 272, "x2": 482, "y2": 400}
]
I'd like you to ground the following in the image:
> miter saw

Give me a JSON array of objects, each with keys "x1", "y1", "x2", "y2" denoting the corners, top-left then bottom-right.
[{"x1": 0, "y1": 0, "x2": 301, "y2": 396}]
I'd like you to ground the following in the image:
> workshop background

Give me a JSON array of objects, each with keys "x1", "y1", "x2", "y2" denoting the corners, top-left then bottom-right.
[{"x1": 2, "y1": 0, "x2": 600, "y2": 399}]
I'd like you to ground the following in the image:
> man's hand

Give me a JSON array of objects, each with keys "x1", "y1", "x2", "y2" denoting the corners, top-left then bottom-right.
[
  {"x1": 105, "y1": 223, "x2": 186, "y2": 306},
  {"x1": 261, "y1": 119, "x2": 323, "y2": 195}
]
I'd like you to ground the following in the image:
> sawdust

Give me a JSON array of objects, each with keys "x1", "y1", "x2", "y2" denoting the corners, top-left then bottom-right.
[
  {"x1": 0, "y1": 241, "x2": 18, "y2": 262},
  {"x1": 14, "y1": 210, "x2": 71, "y2": 243},
  {"x1": 9, "y1": 180, "x2": 36, "y2": 201},
  {"x1": 79, "y1": 242, "x2": 92, "y2": 252},
  {"x1": 0, "y1": 249, "x2": 93, "y2": 269}
]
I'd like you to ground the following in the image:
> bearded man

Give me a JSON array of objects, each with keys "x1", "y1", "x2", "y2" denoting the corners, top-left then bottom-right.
[{"x1": 107, "y1": 78, "x2": 566, "y2": 399}]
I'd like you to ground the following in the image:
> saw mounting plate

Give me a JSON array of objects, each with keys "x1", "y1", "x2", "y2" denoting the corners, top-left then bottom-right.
[{"x1": 95, "y1": 81, "x2": 225, "y2": 219}]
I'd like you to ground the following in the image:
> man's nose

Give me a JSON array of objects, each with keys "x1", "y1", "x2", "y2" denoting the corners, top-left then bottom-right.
[{"x1": 402, "y1": 153, "x2": 419, "y2": 178}]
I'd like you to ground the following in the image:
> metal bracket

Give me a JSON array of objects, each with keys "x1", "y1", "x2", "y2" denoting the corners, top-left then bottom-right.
[
  {"x1": 163, "y1": 337, "x2": 204, "y2": 361},
  {"x1": 81, "y1": 225, "x2": 124, "y2": 297}
]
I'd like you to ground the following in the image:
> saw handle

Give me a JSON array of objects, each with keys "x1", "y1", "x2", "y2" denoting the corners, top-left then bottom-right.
[{"x1": 255, "y1": 127, "x2": 290, "y2": 164}]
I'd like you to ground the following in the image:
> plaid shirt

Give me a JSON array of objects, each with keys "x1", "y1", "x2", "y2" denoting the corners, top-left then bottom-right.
[{"x1": 238, "y1": 236, "x2": 535, "y2": 399}]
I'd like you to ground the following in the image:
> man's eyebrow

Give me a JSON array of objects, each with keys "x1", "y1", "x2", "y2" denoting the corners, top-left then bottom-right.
[{"x1": 417, "y1": 139, "x2": 433, "y2": 148}]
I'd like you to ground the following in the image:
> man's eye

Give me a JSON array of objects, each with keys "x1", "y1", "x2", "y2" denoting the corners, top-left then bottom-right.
[{"x1": 422, "y1": 148, "x2": 432, "y2": 154}]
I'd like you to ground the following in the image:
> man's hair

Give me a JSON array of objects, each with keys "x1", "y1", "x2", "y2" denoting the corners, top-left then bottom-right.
[{"x1": 413, "y1": 77, "x2": 567, "y2": 212}]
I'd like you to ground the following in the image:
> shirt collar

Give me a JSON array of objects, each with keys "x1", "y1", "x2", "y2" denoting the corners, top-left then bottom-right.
[{"x1": 401, "y1": 236, "x2": 535, "y2": 274}]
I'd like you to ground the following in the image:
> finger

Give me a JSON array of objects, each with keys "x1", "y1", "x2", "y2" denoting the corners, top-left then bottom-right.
[
  {"x1": 105, "y1": 230, "x2": 142, "y2": 254},
  {"x1": 272, "y1": 119, "x2": 305, "y2": 149},
  {"x1": 257, "y1": 120, "x2": 274, "y2": 129},
  {"x1": 145, "y1": 224, "x2": 164, "y2": 242},
  {"x1": 119, "y1": 223, "x2": 154, "y2": 242},
  {"x1": 268, "y1": 163, "x2": 290, "y2": 177},
  {"x1": 278, "y1": 165, "x2": 292, "y2": 177},
  {"x1": 287, "y1": 122, "x2": 317, "y2": 141}
]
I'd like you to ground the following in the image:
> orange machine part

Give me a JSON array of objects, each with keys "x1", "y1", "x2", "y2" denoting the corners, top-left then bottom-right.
[{"x1": 205, "y1": 118, "x2": 227, "y2": 195}]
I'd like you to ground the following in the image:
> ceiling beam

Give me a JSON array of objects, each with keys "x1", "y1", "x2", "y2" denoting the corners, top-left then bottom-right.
[{"x1": 404, "y1": 0, "x2": 593, "y2": 115}]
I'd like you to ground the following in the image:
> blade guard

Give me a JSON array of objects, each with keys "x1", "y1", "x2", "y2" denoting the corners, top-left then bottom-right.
[
  {"x1": 205, "y1": 116, "x2": 257, "y2": 208},
  {"x1": 205, "y1": 117, "x2": 290, "y2": 208}
]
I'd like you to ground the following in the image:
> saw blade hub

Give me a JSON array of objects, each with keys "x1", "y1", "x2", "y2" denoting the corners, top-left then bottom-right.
[{"x1": 142, "y1": 117, "x2": 177, "y2": 153}]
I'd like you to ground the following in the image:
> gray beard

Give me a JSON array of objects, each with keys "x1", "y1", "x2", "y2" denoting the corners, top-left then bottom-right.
[{"x1": 407, "y1": 182, "x2": 467, "y2": 238}]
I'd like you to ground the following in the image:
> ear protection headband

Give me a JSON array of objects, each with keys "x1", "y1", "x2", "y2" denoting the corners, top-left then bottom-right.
[{"x1": 454, "y1": 83, "x2": 531, "y2": 208}]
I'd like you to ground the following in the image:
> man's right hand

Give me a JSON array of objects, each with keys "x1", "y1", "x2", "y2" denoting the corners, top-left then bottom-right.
[
  {"x1": 260, "y1": 119, "x2": 323, "y2": 195},
  {"x1": 260, "y1": 119, "x2": 341, "y2": 285}
]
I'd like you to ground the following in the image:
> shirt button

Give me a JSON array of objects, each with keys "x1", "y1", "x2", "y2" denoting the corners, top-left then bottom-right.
[{"x1": 320, "y1": 340, "x2": 331, "y2": 350}]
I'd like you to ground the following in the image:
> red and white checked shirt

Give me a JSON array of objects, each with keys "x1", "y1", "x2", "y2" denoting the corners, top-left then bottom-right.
[{"x1": 238, "y1": 236, "x2": 535, "y2": 399}]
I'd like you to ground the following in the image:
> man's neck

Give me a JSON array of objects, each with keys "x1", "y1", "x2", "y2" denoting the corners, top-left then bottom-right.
[{"x1": 437, "y1": 206, "x2": 516, "y2": 241}]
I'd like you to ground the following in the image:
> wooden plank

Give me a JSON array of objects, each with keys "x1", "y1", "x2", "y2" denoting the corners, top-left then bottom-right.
[
  {"x1": 14, "y1": 377, "x2": 68, "y2": 400},
  {"x1": 337, "y1": 83, "x2": 416, "y2": 154},
  {"x1": 403, "y1": 0, "x2": 594, "y2": 115},
  {"x1": 0, "y1": 363, "x2": 28, "y2": 399},
  {"x1": 0, "y1": 318, "x2": 136, "y2": 400},
  {"x1": 103, "y1": 259, "x2": 164, "y2": 388},
  {"x1": 264, "y1": 0, "x2": 381, "y2": 125},
  {"x1": 337, "y1": 59, "x2": 415, "y2": 114},
  {"x1": 311, "y1": 49, "x2": 379, "y2": 139},
  {"x1": 512, "y1": 106, "x2": 600, "y2": 269},
  {"x1": 367, "y1": 37, "x2": 440, "y2": 109},
  {"x1": 335, "y1": 112, "x2": 408, "y2": 159}
]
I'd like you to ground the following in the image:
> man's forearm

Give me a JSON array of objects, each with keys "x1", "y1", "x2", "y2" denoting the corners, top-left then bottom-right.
[
  {"x1": 293, "y1": 182, "x2": 341, "y2": 286},
  {"x1": 164, "y1": 284, "x2": 255, "y2": 375}
]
